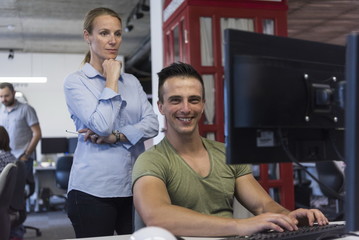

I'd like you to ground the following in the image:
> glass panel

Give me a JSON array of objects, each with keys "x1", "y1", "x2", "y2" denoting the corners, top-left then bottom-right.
[
  {"x1": 181, "y1": 20, "x2": 187, "y2": 63},
  {"x1": 263, "y1": 19, "x2": 275, "y2": 35},
  {"x1": 268, "y1": 163, "x2": 280, "y2": 180},
  {"x1": 173, "y1": 25, "x2": 180, "y2": 62},
  {"x1": 252, "y1": 164, "x2": 260, "y2": 179},
  {"x1": 200, "y1": 17, "x2": 213, "y2": 66},
  {"x1": 220, "y1": 18, "x2": 255, "y2": 66},
  {"x1": 269, "y1": 187, "x2": 281, "y2": 203},
  {"x1": 206, "y1": 132, "x2": 216, "y2": 140},
  {"x1": 165, "y1": 33, "x2": 172, "y2": 64},
  {"x1": 202, "y1": 74, "x2": 215, "y2": 124}
]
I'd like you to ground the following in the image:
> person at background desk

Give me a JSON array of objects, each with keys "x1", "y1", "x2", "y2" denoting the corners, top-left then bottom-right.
[
  {"x1": 132, "y1": 62, "x2": 329, "y2": 237},
  {"x1": 0, "y1": 126, "x2": 17, "y2": 172},
  {"x1": 0, "y1": 82, "x2": 42, "y2": 240},
  {"x1": 63, "y1": 7, "x2": 159, "y2": 238},
  {"x1": 0, "y1": 82, "x2": 42, "y2": 163}
]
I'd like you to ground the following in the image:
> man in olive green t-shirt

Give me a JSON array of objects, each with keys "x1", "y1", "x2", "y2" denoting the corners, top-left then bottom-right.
[{"x1": 132, "y1": 62, "x2": 329, "y2": 237}]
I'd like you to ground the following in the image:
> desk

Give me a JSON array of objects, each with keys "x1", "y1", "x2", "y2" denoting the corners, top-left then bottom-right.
[
  {"x1": 62, "y1": 233, "x2": 359, "y2": 240},
  {"x1": 62, "y1": 223, "x2": 359, "y2": 240},
  {"x1": 62, "y1": 234, "x2": 359, "y2": 240},
  {"x1": 63, "y1": 235, "x2": 211, "y2": 240},
  {"x1": 33, "y1": 165, "x2": 66, "y2": 212}
]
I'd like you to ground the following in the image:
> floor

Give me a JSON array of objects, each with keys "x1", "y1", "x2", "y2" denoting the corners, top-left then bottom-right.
[{"x1": 23, "y1": 210, "x2": 75, "y2": 240}]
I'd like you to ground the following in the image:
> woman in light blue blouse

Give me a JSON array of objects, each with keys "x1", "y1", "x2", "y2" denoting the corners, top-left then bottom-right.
[{"x1": 63, "y1": 7, "x2": 159, "y2": 238}]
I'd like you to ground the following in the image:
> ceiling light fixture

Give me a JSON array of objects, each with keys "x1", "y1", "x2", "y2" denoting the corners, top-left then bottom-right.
[
  {"x1": 0, "y1": 77, "x2": 48, "y2": 83},
  {"x1": 133, "y1": 11, "x2": 144, "y2": 20},
  {"x1": 0, "y1": 24, "x2": 15, "y2": 31},
  {"x1": 124, "y1": 1, "x2": 148, "y2": 33},
  {"x1": 141, "y1": 0, "x2": 150, "y2": 12},
  {"x1": 8, "y1": 49, "x2": 14, "y2": 59},
  {"x1": 125, "y1": 25, "x2": 134, "y2": 32}
]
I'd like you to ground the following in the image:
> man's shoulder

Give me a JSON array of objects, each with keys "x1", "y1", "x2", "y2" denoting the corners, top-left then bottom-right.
[
  {"x1": 202, "y1": 137, "x2": 225, "y2": 150},
  {"x1": 139, "y1": 139, "x2": 169, "y2": 158},
  {"x1": 16, "y1": 101, "x2": 35, "y2": 111}
]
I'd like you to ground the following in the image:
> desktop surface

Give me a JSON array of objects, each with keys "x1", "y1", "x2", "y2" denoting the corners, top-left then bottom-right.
[{"x1": 62, "y1": 222, "x2": 359, "y2": 240}]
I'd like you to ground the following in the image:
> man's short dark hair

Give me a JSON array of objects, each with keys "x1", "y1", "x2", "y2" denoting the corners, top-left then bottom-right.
[
  {"x1": 157, "y1": 62, "x2": 205, "y2": 103},
  {"x1": 0, "y1": 82, "x2": 15, "y2": 92}
]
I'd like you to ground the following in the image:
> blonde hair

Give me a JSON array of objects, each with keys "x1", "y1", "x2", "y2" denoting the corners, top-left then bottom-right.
[{"x1": 82, "y1": 7, "x2": 122, "y2": 64}]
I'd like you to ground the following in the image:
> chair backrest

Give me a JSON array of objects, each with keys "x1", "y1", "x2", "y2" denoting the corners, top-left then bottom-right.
[
  {"x1": 24, "y1": 158, "x2": 36, "y2": 198},
  {"x1": 0, "y1": 163, "x2": 17, "y2": 240},
  {"x1": 0, "y1": 163, "x2": 17, "y2": 205},
  {"x1": 315, "y1": 161, "x2": 344, "y2": 199},
  {"x1": 9, "y1": 160, "x2": 27, "y2": 228},
  {"x1": 55, "y1": 155, "x2": 73, "y2": 190},
  {"x1": 10, "y1": 160, "x2": 27, "y2": 210}
]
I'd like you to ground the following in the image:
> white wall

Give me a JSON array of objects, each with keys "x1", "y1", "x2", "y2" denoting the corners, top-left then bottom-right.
[
  {"x1": 150, "y1": 0, "x2": 165, "y2": 144},
  {"x1": 0, "y1": 51, "x2": 84, "y2": 159}
]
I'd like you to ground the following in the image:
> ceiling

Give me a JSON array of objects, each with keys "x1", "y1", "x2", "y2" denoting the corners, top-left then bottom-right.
[
  {"x1": 0, "y1": 0, "x2": 358, "y2": 77},
  {"x1": 0, "y1": 0, "x2": 151, "y2": 77},
  {"x1": 288, "y1": 0, "x2": 359, "y2": 45}
]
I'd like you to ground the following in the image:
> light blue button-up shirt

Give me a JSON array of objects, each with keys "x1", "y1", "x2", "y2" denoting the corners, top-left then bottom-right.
[
  {"x1": 0, "y1": 101, "x2": 39, "y2": 158},
  {"x1": 63, "y1": 63, "x2": 159, "y2": 197}
]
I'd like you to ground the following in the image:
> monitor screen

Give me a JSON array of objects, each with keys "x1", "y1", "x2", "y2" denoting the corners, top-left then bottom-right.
[
  {"x1": 344, "y1": 32, "x2": 359, "y2": 232},
  {"x1": 224, "y1": 29, "x2": 345, "y2": 165},
  {"x1": 41, "y1": 137, "x2": 68, "y2": 154}
]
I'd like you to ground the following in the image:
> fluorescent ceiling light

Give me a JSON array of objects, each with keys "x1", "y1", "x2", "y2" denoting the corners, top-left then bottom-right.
[{"x1": 0, "y1": 77, "x2": 47, "y2": 83}]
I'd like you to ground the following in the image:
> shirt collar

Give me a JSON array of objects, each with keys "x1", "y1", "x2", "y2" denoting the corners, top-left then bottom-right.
[
  {"x1": 82, "y1": 63, "x2": 123, "y2": 82},
  {"x1": 1, "y1": 100, "x2": 19, "y2": 113}
]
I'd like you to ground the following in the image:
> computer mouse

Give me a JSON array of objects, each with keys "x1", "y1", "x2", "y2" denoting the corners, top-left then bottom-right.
[{"x1": 130, "y1": 226, "x2": 177, "y2": 240}]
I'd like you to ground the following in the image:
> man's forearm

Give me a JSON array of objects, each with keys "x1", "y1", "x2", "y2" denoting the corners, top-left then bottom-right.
[
  {"x1": 142, "y1": 205, "x2": 241, "y2": 237},
  {"x1": 25, "y1": 124, "x2": 42, "y2": 157},
  {"x1": 263, "y1": 200, "x2": 290, "y2": 215}
]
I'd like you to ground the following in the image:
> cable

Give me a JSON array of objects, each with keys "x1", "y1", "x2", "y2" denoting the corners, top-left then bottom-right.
[
  {"x1": 277, "y1": 128, "x2": 344, "y2": 201},
  {"x1": 329, "y1": 131, "x2": 344, "y2": 161}
]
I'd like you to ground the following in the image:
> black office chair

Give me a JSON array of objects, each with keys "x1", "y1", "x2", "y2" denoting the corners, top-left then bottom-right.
[
  {"x1": 55, "y1": 155, "x2": 73, "y2": 190},
  {"x1": 9, "y1": 160, "x2": 27, "y2": 229},
  {"x1": 23, "y1": 158, "x2": 42, "y2": 236},
  {"x1": 0, "y1": 163, "x2": 17, "y2": 240},
  {"x1": 315, "y1": 161, "x2": 345, "y2": 221},
  {"x1": 55, "y1": 155, "x2": 73, "y2": 211}
]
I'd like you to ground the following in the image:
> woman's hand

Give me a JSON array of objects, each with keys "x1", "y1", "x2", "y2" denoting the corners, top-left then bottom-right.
[
  {"x1": 102, "y1": 59, "x2": 122, "y2": 92},
  {"x1": 78, "y1": 128, "x2": 116, "y2": 144}
]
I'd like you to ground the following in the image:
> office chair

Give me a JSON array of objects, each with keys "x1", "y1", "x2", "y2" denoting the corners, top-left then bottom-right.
[
  {"x1": 55, "y1": 155, "x2": 73, "y2": 190},
  {"x1": 0, "y1": 163, "x2": 17, "y2": 240},
  {"x1": 23, "y1": 158, "x2": 42, "y2": 236},
  {"x1": 9, "y1": 160, "x2": 27, "y2": 228},
  {"x1": 55, "y1": 155, "x2": 73, "y2": 211},
  {"x1": 315, "y1": 161, "x2": 345, "y2": 221}
]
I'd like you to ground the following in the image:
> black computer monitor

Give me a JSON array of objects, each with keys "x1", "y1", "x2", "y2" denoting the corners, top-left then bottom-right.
[
  {"x1": 223, "y1": 29, "x2": 345, "y2": 165},
  {"x1": 344, "y1": 32, "x2": 359, "y2": 232},
  {"x1": 41, "y1": 137, "x2": 68, "y2": 154},
  {"x1": 223, "y1": 29, "x2": 359, "y2": 232}
]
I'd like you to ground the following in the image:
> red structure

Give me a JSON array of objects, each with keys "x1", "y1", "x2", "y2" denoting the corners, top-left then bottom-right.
[{"x1": 162, "y1": 0, "x2": 294, "y2": 210}]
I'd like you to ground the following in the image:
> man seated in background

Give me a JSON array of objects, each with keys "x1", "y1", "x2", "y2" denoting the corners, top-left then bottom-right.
[{"x1": 132, "y1": 62, "x2": 329, "y2": 237}]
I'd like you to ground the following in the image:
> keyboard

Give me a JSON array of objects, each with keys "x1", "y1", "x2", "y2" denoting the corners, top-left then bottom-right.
[{"x1": 223, "y1": 223, "x2": 346, "y2": 240}]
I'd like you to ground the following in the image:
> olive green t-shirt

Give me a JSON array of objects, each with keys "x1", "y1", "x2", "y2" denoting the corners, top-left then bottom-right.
[{"x1": 132, "y1": 137, "x2": 252, "y2": 218}]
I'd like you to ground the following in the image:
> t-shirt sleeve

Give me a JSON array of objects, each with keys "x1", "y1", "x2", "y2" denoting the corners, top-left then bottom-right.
[
  {"x1": 233, "y1": 164, "x2": 252, "y2": 178},
  {"x1": 132, "y1": 149, "x2": 168, "y2": 191}
]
